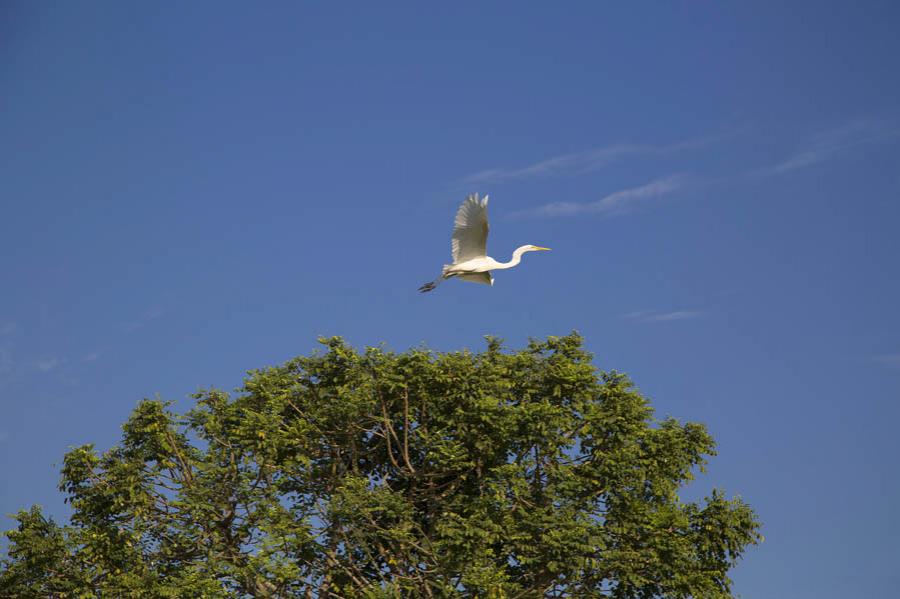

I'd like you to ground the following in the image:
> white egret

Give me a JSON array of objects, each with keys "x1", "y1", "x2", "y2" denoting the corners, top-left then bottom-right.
[{"x1": 418, "y1": 193, "x2": 550, "y2": 293}]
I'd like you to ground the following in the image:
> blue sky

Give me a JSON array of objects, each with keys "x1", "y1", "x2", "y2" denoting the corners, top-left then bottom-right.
[{"x1": 2, "y1": 2, "x2": 899, "y2": 596}]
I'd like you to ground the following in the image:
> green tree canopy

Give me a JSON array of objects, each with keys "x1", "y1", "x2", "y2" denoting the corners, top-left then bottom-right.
[{"x1": 1, "y1": 333, "x2": 760, "y2": 598}]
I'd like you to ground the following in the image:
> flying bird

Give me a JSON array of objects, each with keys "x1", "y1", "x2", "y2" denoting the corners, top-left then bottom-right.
[{"x1": 418, "y1": 193, "x2": 550, "y2": 293}]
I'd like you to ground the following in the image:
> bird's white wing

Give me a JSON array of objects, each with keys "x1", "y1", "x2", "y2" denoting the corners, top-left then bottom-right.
[
  {"x1": 458, "y1": 272, "x2": 493, "y2": 286},
  {"x1": 451, "y1": 193, "x2": 489, "y2": 263}
]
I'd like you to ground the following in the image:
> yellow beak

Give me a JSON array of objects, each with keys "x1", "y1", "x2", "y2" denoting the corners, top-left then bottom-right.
[{"x1": 533, "y1": 246, "x2": 551, "y2": 251}]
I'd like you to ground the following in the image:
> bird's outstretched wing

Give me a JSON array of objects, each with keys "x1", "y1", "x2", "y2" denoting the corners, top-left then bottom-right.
[
  {"x1": 451, "y1": 193, "x2": 489, "y2": 263},
  {"x1": 458, "y1": 272, "x2": 493, "y2": 286}
]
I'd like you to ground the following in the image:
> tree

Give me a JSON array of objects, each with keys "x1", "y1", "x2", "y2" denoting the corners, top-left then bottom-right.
[{"x1": 1, "y1": 333, "x2": 760, "y2": 598}]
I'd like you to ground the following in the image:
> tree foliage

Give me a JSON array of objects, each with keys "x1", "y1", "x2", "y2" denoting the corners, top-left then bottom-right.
[{"x1": 1, "y1": 333, "x2": 760, "y2": 597}]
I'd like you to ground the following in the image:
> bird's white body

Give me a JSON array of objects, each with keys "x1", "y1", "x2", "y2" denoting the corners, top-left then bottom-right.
[
  {"x1": 450, "y1": 257, "x2": 497, "y2": 273},
  {"x1": 447, "y1": 248, "x2": 533, "y2": 274},
  {"x1": 419, "y1": 194, "x2": 549, "y2": 292}
]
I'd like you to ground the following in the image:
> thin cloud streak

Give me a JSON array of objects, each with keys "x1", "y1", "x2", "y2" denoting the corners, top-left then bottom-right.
[
  {"x1": 624, "y1": 309, "x2": 702, "y2": 323},
  {"x1": 509, "y1": 175, "x2": 685, "y2": 219},
  {"x1": 35, "y1": 357, "x2": 64, "y2": 372},
  {"x1": 0, "y1": 346, "x2": 12, "y2": 376},
  {"x1": 873, "y1": 354, "x2": 900, "y2": 368},
  {"x1": 463, "y1": 134, "x2": 721, "y2": 185},
  {"x1": 465, "y1": 144, "x2": 642, "y2": 184},
  {"x1": 758, "y1": 118, "x2": 900, "y2": 176},
  {"x1": 124, "y1": 306, "x2": 165, "y2": 333}
]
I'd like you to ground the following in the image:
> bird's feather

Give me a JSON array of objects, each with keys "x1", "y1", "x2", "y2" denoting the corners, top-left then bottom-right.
[
  {"x1": 457, "y1": 271, "x2": 493, "y2": 286},
  {"x1": 451, "y1": 194, "x2": 489, "y2": 263}
]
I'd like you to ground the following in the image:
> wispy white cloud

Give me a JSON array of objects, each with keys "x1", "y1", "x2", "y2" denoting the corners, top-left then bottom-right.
[
  {"x1": 82, "y1": 352, "x2": 100, "y2": 363},
  {"x1": 759, "y1": 118, "x2": 900, "y2": 176},
  {"x1": 623, "y1": 309, "x2": 702, "y2": 323},
  {"x1": 509, "y1": 175, "x2": 685, "y2": 219},
  {"x1": 463, "y1": 135, "x2": 720, "y2": 185},
  {"x1": 124, "y1": 306, "x2": 165, "y2": 333},
  {"x1": 465, "y1": 144, "x2": 642, "y2": 185},
  {"x1": 35, "y1": 357, "x2": 64, "y2": 372},
  {"x1": 0, "y1": 346, "x2": 12, "y2": 376},
  {"x1": 873, "y1": 354, "x2": 900, "y2": 368},
  {"x1": 0, "y1": 322, "x2": 16, "y2": 336}
]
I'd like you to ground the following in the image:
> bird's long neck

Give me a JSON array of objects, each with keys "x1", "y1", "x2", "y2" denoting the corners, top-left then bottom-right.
[{"x1": 495, "y1": 245, "x2": 531, "y2": 269}]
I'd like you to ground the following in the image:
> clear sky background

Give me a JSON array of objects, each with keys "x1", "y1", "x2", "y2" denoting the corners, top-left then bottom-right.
[{"x1": 2, "y1": 2, "x2": 899, "y2": 596}]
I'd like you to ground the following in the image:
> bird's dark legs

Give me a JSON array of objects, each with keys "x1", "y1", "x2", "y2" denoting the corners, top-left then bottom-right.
[{"x1": 418, "y1": 272, "x2": 457, "y2": 293}]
